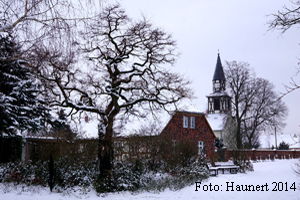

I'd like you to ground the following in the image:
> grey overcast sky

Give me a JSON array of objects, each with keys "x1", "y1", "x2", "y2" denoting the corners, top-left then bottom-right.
[{"x1": 118, "y1": 0, "x2": 300, "y2": 135}]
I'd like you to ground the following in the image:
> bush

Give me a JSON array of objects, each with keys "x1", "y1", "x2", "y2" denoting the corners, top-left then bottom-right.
[
  {"x1": 214, "y1": 137, "x2": 224, "y2": 149},
  {"x1": 0, "y1": 161, "x2": 48, "y2": 185},
  {"x1": 228, "y1": 150, "x2": 254, "y2": 173},
  {"x1": 93, "y1": 157, "x2": 209, "y2": 193},
  {"x1": 0, "y1": 157, "x2": 99, "y2": 191},
  {"x1": 94, "y1": 160, "x2": 150, "y2": 193},
  {"x1": 0, "y1": 155, "x2": 209, "y2": 194},
  {"x1": 236, "y1": 159, "x2": 254, "y2": 173},
  {"x1": 278, "y1": 141, "x2": 289, "y2": 150},
  {"x1": 141, "y1": 160, "x2": 209, "y2": 192}
]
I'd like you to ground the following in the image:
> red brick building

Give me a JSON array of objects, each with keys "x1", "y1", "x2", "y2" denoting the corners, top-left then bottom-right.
[{"x1": 160, "y1": 111, "x2": 216, "y2": 158}]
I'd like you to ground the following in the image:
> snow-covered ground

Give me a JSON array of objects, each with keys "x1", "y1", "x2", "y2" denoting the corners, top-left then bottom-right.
[{"x1": 1, "y1": 159, "x2": 299, "y2": 200}]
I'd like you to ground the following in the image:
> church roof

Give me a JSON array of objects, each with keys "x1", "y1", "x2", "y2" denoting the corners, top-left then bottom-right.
[
  {"x1": 206, "y1": 91, "x2": 231, "y2": 98},
  {"x1": 205, "y1": 113, "x2": 226, "y2": 131},
  {"x1": 213, "y1": 53, "x2": 226, "y2": 81}
]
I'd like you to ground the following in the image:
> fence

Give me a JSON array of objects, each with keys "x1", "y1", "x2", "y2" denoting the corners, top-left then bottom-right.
[{"x1": 216, "y1": 149, "x2": 300, "y2": 161}]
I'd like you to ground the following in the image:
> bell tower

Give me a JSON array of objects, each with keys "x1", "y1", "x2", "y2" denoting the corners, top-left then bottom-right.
[{"x1": 207, "y1": 53, "x2": 231, "y2": 114}]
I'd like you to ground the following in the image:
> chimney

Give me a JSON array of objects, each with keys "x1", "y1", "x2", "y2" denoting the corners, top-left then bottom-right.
[{"x1": 85, "y1": 115, "x2": 89, "y2": 123}]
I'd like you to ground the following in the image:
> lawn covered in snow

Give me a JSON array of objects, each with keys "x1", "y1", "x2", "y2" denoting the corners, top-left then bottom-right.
[{"x1": 0, "y1": 159, "x2": 299, "y2": 200}]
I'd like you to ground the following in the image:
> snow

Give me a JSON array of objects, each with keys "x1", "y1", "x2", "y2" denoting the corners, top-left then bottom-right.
[
  {"x1": 176, "y1": 101, "x2": 203, "y2": 113},
  {"x1": 206, "y1": 113, "x2": 226, "y2": 131},
  {"x1": 1, "y1": 159, "x2": 299, "y2": 200},
  {"x1": 207, "y1": 91, "x2": 230, "y2": 97},
  {"x1": 118, "y1": 113, "x2": 170, "y2": 136},
  {"x1": 76, "y1": 116, "x2": 99, "y2": 138},
  {"x1": 61, "y1": 98, "x2": 210, "y2": 138},
  {"x1": 260, "y1": 133, "x2": 300, "y2": 149},
  {"x1": 120, "y1": 101, "x2": 205, "y2": 136}
]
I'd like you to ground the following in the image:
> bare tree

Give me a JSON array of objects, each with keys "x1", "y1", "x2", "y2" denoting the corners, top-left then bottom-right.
[
  {"x1": 267, "y1": 0, "x2": 300, "y2": 97},
  {"x1": 0, "y1": 0, "x2": 70, "y2": 32},
  {"x1": 224, "y1": 61, "x2": 254, "y2": 149},
  {"x1": 0, "y1": 0, "x2": 106, "y2": 66},
  {"x1": 280, "y1": 75, "x2": 300, "y2": 99},
  {"x1": 33, "y1": 4, "x2": 192, "y2": 180},
  {"x1": 267, "y1": 0, "x2": 300, "y2": 33},
  {"x1": 224, "y1": 61, "x2": 288, "y2": 149},
  {"x1": 1, "y1": 0, "x2": 73, "y2": 47},
  {"x1": 242, "y1": 78, "x2": 287, "y2": 148}
]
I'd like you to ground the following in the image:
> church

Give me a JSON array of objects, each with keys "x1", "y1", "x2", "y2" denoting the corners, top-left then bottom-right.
[{"x1": 205, "y1": 53, "x2": 231, "y2": 142}]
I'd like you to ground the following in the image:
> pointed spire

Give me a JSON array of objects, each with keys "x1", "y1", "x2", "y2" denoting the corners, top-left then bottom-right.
[{"x1": 213, "y1": 53, "x2": 225, "y2": 81}]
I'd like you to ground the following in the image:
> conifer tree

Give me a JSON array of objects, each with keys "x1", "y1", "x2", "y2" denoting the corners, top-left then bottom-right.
[
  {"x1": 0, "y1": 33, "x2": 50, "y2": 136},
  {"x1": 51, "y1": 109, "x2": 76, "y2": 141}
]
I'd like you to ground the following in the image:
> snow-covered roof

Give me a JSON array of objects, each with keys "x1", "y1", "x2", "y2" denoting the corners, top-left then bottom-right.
[
  {"x1": 25, "y1": 136, "x2": 56, "y2": 140},
  {"x1": 176, "y1": 102, "x2": 203, "y2": 113},
  {"x1": 205, "y1": 113, "x2": 226, "y2": 131},
  {"x1": 259, "y1": 133, "x2": 300, "y2": 149},
  {"x1": 74, "y1": 115, "x2": 99, "y2": 138},
  {"x1": 206, "y1": 91, "x2": 230, "y2": 97},
  {"x1": 75, "y1": 101, "x2": 205, "y2": 138}
]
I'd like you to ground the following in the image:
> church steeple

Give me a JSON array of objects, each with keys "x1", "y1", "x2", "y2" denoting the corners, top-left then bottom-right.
[
  {"x1": 213, "y1": 53, "x2": 225, "y2": 81},
  {"x1": 212, "y1": 53, "x2": 226, "y2": 93},
  {"x1": 207, "y1": 53, "x2": 231, "y2": 114}
]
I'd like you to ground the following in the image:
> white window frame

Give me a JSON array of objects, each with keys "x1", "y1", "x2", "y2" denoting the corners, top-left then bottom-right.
[
  {"x1": 183, "y1": 116, "x2": 189, "y2": 128},
  {"x1": 190, "y1": 117, "x2": 195, "y2": 129},
  {"x1": 172, "y1": 140, "x2": 177, "y2": 147},
  {"x1": 172, "y1": 140, "x2": 177, "y2": 154},
  {"x1": 198, "y1": 141, "x2": 204, "y2": 155}
]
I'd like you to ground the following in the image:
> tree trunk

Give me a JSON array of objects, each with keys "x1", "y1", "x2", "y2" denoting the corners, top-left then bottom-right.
[
  {"x1": 0, "y1": 131, "x2": 3, "y2": 163},
  {"x1": 236, "y1": 121, "x2": 243, "y2": 149},
  {"x1": 99, "y1": 138, "x2": 113, "y2": 178},
  {"x1": 48, "y1": 154, "x2": 55, "y2": 192},
  {"x1": 98, "y1": 117, "x2": 115, "y2": 180}
]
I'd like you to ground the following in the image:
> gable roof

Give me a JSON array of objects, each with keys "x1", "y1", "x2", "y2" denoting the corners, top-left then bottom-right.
[
  {"x1": 205, "y1": 113, "x2": 226, "y2": 131},
  {"x1": 160, "y1": 110, "x2": 216, "y2": 139}
]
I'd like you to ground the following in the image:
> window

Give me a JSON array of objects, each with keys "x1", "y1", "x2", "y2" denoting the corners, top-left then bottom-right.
[
  {"x1": 214, "y1": 98, "x2": 220, "y2": 111},
  {"x1": 114, "y1": 141, "x2": 121, "y2": 148},
  {"x1": 215, "y1": 82, "x2": 220, "y2": 91},
  {"x1": 172, "y1": 140, "x2": 178, "y2": 147},
  {"x1": 190, "y1": 117, "x2": 195, "y2": 129},
  {"x1": 183, "y1": 116, "x2": 189, "y2": 128},
  {"x1": 114, "y1": 141, "x2": 122, "y2": 154},
  {"x1": 172, "y1": 140, "x2": 178, "y2": 154},
  {"x1": 198, "y1": 141, "x2": 204, "y2": 155},
  {"x1": 130, "y1": 144, "x2": 138, "y2": 155}
]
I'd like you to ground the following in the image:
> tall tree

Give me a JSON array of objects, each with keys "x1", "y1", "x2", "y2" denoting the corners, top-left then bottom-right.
[
  {"x1": 32, "y1": 4, "x2": 192, "y2": 180},
  {"x1": 0, "y1": 33, "x2": 50, "y2": 135},
  {"x1": 224, "y1": 61, "x2": 288, "y2": 149},
  {"x1": 0, "y1": 33, "x2": 50, "y2": 162}
]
